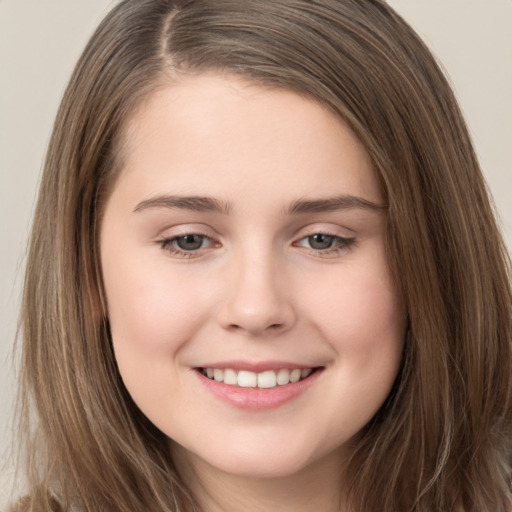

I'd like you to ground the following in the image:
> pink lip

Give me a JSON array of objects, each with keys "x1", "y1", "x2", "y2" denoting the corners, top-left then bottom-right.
[
  {"x1": 195, "y1": 360, "x2": 314, "y2": 372},
  {"x1": 194, "y1": 365, "x2": 323, "y2": 411}
]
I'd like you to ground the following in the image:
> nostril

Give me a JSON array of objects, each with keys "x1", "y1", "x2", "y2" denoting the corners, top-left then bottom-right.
[
  {"x1": 227, "y1": 322, "x2": 282, "y2": 330},
  {"x1": 216, "y1": 291, "x2": 297, "y2": 336}
]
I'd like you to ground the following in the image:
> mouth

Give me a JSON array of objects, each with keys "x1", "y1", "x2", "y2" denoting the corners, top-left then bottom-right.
[
  {"x1": 196, "y1": 366, "x2": 321, "y2": 389},
  {"x1": 194, "y1": 361, "x2": 324, "y2": 410}
]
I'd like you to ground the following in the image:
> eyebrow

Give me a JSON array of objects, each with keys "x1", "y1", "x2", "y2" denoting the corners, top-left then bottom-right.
[
  {"x1": 133, "y1": 194, "x2": 386, "y2": 215},
  {"x1": 286, "y1": 195, "x2": 386, "y2": 215},
  {"x1": 133, "y1": 195, "x2": 232, "y2": 214}
]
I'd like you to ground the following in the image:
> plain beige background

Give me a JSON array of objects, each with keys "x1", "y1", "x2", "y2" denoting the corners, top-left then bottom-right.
[{"x1": 1, "y1": 0, "x2": 511, "y2": 505}]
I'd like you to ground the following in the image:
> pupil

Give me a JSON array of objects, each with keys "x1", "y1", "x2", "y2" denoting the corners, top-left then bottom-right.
[
  {"x1": 309, "y1": 234, "x2": 334, "y2": 250},
  {"x1": 177, "y1": 235, "x2": 203, "y2": 250}
]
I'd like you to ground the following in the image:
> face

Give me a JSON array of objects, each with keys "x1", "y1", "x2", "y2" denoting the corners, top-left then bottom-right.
[{"x1": 100, "y1": 74, "x2": 405, "y2": 480}]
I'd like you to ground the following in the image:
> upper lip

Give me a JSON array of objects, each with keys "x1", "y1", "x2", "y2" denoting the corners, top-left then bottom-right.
[{"x1": 194, "y1": 361, "x2": 322, "y2": 372}]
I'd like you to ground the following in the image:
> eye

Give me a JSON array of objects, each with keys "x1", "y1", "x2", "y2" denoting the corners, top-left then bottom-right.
[
  {"x1": 295, "y1": 233, "x2": 355, "y2": 254},
  {"x1": 174, "y1": 234, "x2": 209, "y2": 251},
  {"x1": 304, "y1": 234, "x2": 336, "y2": 250},
  {"x1": 158, "y1": 233, "x2": 216, "y2": 257}
]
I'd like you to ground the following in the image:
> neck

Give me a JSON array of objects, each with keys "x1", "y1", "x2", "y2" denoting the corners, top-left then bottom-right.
[{"x1": 172, "y1": 444, "x2": 351, "y2": 512}]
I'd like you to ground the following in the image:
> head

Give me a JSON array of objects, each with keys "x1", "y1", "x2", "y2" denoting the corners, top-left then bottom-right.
[{"x1": 20, "y1": 0, "x2": 512, "y2": 511}]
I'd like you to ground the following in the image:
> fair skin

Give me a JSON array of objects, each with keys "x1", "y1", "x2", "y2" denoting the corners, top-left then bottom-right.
[{"x1": 100, "y1": 74, "x2": 406, "y2": 511}]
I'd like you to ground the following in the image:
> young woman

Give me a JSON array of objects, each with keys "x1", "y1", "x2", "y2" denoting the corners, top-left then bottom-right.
[{"x1": 11, "y1": 0, "x2": 512, "y2": 511}]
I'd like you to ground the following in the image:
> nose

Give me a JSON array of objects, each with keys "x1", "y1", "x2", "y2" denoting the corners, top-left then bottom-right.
[{"x1": 216, "y1": 251, "x2": 296, "y2": 337}]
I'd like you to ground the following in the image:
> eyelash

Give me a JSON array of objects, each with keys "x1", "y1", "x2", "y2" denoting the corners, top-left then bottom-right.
[
  {"x1": 157, "y1": 232, "x2": 355, "y2": 259},
  {"x1": 157, "y1": 234, "x2": 216, "y2": 259},
  {"x1": 294, "y1": 232, "x2": 355, "y2": 256}
]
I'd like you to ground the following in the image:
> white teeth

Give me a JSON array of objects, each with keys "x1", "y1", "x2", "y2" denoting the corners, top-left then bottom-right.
[
  {"x1": 201, "y1": 367, "x2": 315, "y2": 388},
  {"x1": 276, "y1": 368, "x2": 290, "y2": 385},
  {"x1": 238, "y1": 370, "x2": 257, "y2": 388},
  {"x1": 289, "y1": 369, "x2": 301, "y2": 383},
  {"x1": 223, "y1": 368, "x2": 238, "y2": 385},
  {"x1": 257, "y1": 370, "x2": 277, "y2": 388}
]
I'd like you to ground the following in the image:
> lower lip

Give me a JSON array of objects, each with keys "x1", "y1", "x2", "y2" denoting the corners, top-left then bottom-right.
[{"x1": 196, "y1": 369, "x2": 322, "y2": 411}]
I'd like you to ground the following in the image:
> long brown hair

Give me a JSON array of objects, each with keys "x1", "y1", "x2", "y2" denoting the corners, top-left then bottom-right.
[{"x1": 13, "y1": 1, "x2": 512, "y2": 510}]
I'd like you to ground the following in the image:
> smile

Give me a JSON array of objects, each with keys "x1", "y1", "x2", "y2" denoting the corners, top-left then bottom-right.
[
  {"x1": 199, "y1": 367, "x2": 315, "y2": 389},
  {"x1": 195, "y1": 364, "x2": 323, "y2": 410}
]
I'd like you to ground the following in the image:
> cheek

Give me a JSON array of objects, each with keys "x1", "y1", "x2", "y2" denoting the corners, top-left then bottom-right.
[
  {"x1": 102, "y1": 262, "x2": 210, "y2": 415},
  {"x1": 302, "y1": 259, "x2": 405, "y2": 369},
  {"x1": 313, "y1": 266, "x2": 402, "y2": 327},
  {"x1": 102, "y1": 256, "x2": 211, "y2": 371},
  {"x1": 307, "y1": 266, "x2": 405, "y2": 436}
]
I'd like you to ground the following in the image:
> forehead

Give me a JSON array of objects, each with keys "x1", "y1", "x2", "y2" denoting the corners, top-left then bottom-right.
[{"x1": 114, "y1": 74, "x2": 382, "y2": 208}]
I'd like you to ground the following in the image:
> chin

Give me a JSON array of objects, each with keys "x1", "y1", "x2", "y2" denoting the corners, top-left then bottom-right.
[
  {"x1": 184, "y1": 436, "x2": 338, "y2": 480},
  {"x1": 208, "y1": 455, "x2": 312, "y2": 479}
]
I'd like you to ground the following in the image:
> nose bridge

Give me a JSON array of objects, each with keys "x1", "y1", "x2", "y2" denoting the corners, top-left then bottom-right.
[{"x1": 217, "y1": 241, "x2": 295, "y2": 336}]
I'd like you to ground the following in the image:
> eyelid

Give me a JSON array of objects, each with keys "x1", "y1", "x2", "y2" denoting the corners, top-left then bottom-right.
[
  {"x1": 292, "y1": 225, "x2": 356, "y2": 256},
  {"x1": 154, "y1": 223, "x2": 356, "y2": 259},
  {"x1": 155, "y1": 224, "x2": 221, "y2": 258},
  {"x1": 293, "y1": 223, "x2": 354, "y2": 240},
  {"x1": 294, "y1": 232, "x2": 354, "y2": 247}
]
